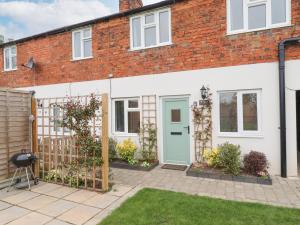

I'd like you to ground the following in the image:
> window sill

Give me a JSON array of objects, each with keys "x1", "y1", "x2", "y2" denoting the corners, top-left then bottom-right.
[
  {"x1": 2, "y1": 68, "x2": 17, "y2": 73},
  {"x1": 129, "y1": 42, "x2": 173, "y2": 52},
  {"x1": 112, "y1": 133, "x2": 139, "y2": 137},
  {"x1": 226, "y1": 24, "x2": 294, "y2": 36},
  {"x1": 71, "y1": 56, "x2": 93, "y2": 62},
  {"x1": 218, "y1": 133, "x2": 264, "y2": 139}
]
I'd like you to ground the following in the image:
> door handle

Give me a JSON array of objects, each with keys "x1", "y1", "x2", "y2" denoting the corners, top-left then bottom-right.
[{"x1": 184, "y1": 126, "x2": 190, "y2": 134}]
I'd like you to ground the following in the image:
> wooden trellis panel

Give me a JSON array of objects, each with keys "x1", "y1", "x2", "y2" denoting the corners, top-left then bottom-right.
[
  {"x1": 141, "y1": 95, "x2": 158, "y2": 159},
  {"x1": 0, "y1": 89, "x2": 32, "y2": 181},
  {"x1": 36, "y1": 94, "x2": 109, "y2": 191}
]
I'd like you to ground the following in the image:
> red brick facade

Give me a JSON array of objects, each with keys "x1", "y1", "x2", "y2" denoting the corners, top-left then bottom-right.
[
  {"x1": 120, "y1": 0, "x2": 143, "y2": 12},
  {"x1": 1, "y1": 0, "x2": 300, "y2": 88}
]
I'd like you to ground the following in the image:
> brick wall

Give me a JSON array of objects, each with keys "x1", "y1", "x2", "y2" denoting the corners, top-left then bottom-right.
[
  {"x1": 1, "y1": 0, "x2": 300, "y2": 88},
  {"x1": 119, "y1": 0, "x2": 143, "y2": 12}
]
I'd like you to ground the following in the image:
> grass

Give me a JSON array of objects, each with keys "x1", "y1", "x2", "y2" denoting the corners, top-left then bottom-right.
[{"x1": 100, "y1": 188, "x2": 300, "y2": 225}]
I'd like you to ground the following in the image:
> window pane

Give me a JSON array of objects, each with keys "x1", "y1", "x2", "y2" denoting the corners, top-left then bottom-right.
[
  {"x1": 132, "y1": 17, "x2": 141, "y2": 48},
  {"x1": 4, "y1": 49, "x2": 10, "y2": 69},
  {"x1": 145, "y1": 26, "x2": 156, "y2": 47},
  {"x1": 11, "y1": 46, "x2": 16, "y2": 55},
  {"x1": 230, "y1": 0, "x2": 244, "y2": 31},
  {"x1": 248, "y1": 4, "x2": 266, "y2": 29},
  {"x1": 73, "y1": 32, "x2": 81, "y2": 58},
  {"x1": 115, "y1": 101, "x2": 125, "y2": 132},
  {"x1": 53, "y1": 106, "x2": 61, "y2": 132},
  {"x1": 83, "y1": 39, "x2": 92, "y2": 57},
  {"x1": 128, "y1": 111, "x2": 140, "y2": 133},
  {"x1": 272, "y1": 0, "x2": 286, "y2": 24},
  {"x1": 145, "y1": 13, "x2": 155, "y2": 24},
  {"x1": 159, "y1": 11, "x2": 170, "y2": 43},
  {"x1": 83, "y1": 28, "x2": 91, "y2": 38},
  {"x1": 171, "y1": 109, "x2": 181, "y2": 122},
  {"x1": 128, "y1": 100, "x2": 138, "y2": 108},
  {"x1": 220, "y1": 92, "x2": 238, "y2": 132},
  {"x1": 11, "y1": 56, "x2": 17, "y2": 69},
  {"x1": 243, "y1": 93, "x2": 258, "y2": 131}
]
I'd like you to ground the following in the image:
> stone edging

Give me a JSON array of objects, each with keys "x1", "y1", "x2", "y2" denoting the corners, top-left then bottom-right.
[{"x1": 110, "y1": 160, "x2": 159, "y2": 171}]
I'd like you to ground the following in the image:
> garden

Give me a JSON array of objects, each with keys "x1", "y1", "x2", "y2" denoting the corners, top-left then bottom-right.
[{"x1": 109, "y1": 122, "x2": 159, "y2": 171}]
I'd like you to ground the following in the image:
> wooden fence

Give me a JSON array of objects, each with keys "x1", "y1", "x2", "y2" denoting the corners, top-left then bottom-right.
[
  {"x1": 36, "y1": 94, "x2": 109, "y2": 191},
  {"x1": 0, "y1": 89, "x2": 33, "y2": 181}
]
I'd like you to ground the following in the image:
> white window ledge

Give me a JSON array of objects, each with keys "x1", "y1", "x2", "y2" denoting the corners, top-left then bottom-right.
[
  {"x1": 218, "y1": 133, "x2": 264, "y2": 139},
  {"x1": 112, "y1": 133, "x2": 139, "y2": 137},
  {"x1": 227, "y1": 24, "x2": 293, "y2": 36},
  {"x1": 129, "y1": 42, "x2": 173, "y2": 52},
  {"x1": 2, "y1": 68, "x2": 17, "y2": 73},
  {"x1": 71, "y1": 56, "x2": 93, "y2": 62}
]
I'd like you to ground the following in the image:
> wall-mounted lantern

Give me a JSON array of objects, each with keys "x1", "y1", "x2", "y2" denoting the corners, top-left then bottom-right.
[{"x1": 200, "y1": 85, "x2": 208, "y2": 100}]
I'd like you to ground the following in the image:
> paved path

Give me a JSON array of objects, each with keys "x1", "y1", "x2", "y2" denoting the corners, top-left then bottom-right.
[
  {"x1": 0, "y1": 182, "x2": 140, "y2": 225},
  {"x1": 112, "y1": 166, "x2": 300, "y2": 209}
]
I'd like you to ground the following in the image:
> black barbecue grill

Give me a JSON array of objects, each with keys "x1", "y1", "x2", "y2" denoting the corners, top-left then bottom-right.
[{"x1": 7, "y1": 150, "x2": 39, "y2": 191}]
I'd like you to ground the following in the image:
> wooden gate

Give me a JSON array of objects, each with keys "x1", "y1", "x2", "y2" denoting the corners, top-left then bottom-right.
[
  {"x1": 0, "y1": 89, "x2": 33, "y2": 181},
  {"x1": 36, "y1": 94, "x2": 109, "y2": 191}
]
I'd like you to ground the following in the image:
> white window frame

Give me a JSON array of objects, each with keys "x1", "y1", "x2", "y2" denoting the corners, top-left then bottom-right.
[
  {"x1": 112, "y1": 98, "x2": 141, "y2": 135},
  {"x1": 227, "y1": 0, "x2": 291, "y2": 35},
  {"x1": 72, "y1": 27, "x2": 92, "y2": 60},
  {"x1": 218, "y1": 90, "x2": 262, "y2": 137},
  {"x1": 130, "y1": 8, "x2": 172, "y2": 51},
  {"x1": 3, "y1": 45, "x2": 17, "y2": 71}
]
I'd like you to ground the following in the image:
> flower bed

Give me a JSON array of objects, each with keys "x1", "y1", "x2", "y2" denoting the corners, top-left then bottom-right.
[
  {"x1": 110, "y1": 159, "x2": 159, "y2": 171},
  {"x1": 186, "y1": 163, "x2": 272, "y2": 185}
]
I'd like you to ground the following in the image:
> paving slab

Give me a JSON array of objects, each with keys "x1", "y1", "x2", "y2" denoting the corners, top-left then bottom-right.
[
  {"x1": 63, "y1": 189, "x2": 98, "y2": 203},
  {"x1": 84, "y1": 209, "x2": 112, "y2": 225},
  {"x1": 6, "y1": 212, "x2": 52, "y2": 225},
  {"x1": 109, "y1": 184, "x2": 132, "y2": 197},
  {"x1": 47, "y1": 186, "x2": 78, "y2": 198},
  {"x1": 18, "y1": 195, "x2": 57, "y2": 210},
  {"x1": 46, "y1": 219, "x2": 72, "y2": 225},
  {"x1": 58, "y1": 205, "x2": 101, "y2": 225},
  {"x1": 31, "y1": 183, "x2": 61, "y2": 195},
  {"x1": 0, "y1": 200, "x2": 11, "y2": 211},
  {"x1": 2, "y1": 191, "x2": 39, "y2": 204},
  {"x1": 84, "y1": 193, "x2": 119, "y2": 209},
  {"x1": 0, "y1": 206, "x2": 30, "y2": 225},
  {"x1": 38, "y1": 199, "x2": 78, "y2": 217}
]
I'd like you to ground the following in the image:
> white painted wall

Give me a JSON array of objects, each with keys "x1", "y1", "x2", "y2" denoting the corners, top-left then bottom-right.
[{"x1": 19, "y1": 60, "x2": 300, "y2": 176}]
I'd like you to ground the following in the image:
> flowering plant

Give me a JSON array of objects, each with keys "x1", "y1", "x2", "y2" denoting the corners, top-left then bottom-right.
[{"x1": 116, "y1": 138, "x2": 137, "y2": 163}]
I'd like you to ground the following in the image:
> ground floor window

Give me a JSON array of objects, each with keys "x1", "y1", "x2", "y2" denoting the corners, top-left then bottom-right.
[
  {"x1": 218, "y1": 90, "x2": 261, "y2": 136},
  {"x1": 113, "y1": 98, "x2": 140, "y2": 134}
]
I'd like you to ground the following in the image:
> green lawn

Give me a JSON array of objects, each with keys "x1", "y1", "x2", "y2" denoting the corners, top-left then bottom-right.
[{"x1": 100, "y1": 188, "x2": 300, "y2": 225}]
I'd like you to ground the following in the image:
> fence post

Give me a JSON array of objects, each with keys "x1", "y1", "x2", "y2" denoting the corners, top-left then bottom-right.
[
  {"x1": 31, "y1": 96, "x2": 39, "y2": 177},
  {"x1": 101, "y1": 94, "x2": 109, "y2": 191}
]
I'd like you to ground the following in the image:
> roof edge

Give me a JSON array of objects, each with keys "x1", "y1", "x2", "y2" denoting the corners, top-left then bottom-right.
[{"x1": 0, "y1": 0, "x2": 182, "y2": 47}]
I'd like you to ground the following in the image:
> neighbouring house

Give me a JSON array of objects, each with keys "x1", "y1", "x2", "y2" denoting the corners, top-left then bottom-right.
[{"x1": 0, "y1": 0, "x2": 300, "y2": 177}]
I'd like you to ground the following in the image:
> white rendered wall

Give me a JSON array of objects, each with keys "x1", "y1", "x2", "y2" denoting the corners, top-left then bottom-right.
[{"x1": 19, "y1": 60, "x2": 300, "y2": 176}]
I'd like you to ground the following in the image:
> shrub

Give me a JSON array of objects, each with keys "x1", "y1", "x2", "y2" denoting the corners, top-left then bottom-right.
[
  {"x1": 203, "y1": 148, "x2": 222, "y2": 167},
  {"x1": 243, "y1": 151, "x2": 268, "y2": 176},
  {"x1": 116, "y1": 138, "x2": 137, "y2": 163},
  {"x1": 109, "y1": 138, "x2": 118, "y2": 161},
  {"x1": 218, "y1": 142, "x2": 241, "y2": 175}
]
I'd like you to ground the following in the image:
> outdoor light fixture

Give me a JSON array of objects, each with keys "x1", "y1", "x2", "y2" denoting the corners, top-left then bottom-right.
[{"x1": 200, "y1": 85, "x2": 208, "y2": 100}]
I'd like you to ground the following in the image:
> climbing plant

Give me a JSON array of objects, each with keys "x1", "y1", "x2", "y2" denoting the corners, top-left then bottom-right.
[
  {"x1": 139, "y1": 121, "x2": 157, "y2": 162},
  {"x1": 192, "y1": 87, "x2": 213, "y2": 162},
  {"x1": 61, "y1": 94, "x2": 103, "y2": 170}
]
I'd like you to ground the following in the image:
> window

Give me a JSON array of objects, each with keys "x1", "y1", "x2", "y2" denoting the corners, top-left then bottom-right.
[
  {"x1": 72, "y1": 27, "x2": 92, "y2": 60},
  {"x1": 227, "y1": 0, "x2": 291, "y2": 34},
  {"x1": 51, "y1": 104, "x2": 69, "y2": 134},
  {"x1": 171, "y1": 109, "x2": 181, "y2": 122},
  {"x1": 113, "y1": 99, "x2": 140, "y2": 134},
  {"x1": 3, "y1": 46, "x2": 17, "y2": 71},
  {"x1": 130, "y1": 8, "x2": 171, "y2": 50},
  {"x1": 219, "y1": 90, "x2": 261, "y2": 136}
]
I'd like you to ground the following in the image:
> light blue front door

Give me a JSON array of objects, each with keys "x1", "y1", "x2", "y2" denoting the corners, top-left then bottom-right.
[{"x1": 163, "y1": 97, "x2": 190, "y2": 165}]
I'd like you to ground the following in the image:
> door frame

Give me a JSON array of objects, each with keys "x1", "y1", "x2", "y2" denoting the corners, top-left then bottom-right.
[{"x1": 159, "y1": 95, "x2": 192, "y2": 165}]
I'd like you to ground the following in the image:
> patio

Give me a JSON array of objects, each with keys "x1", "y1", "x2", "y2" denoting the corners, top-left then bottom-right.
[{"x1": 0, "y1": 182, "x2": 139, "y2": 225}]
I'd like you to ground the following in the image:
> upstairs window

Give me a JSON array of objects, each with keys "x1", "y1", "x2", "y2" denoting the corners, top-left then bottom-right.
[
  {"x1": 227, "y1": 0, "x2": 291, "y2": 34},
  {"x1": 130, "y1": 8, "x2": 171, "y2": 50},
  {"x1": 113, "y1": 98, "x2": 140, "y2": 134},
  {"x1": 3, "y1": 46, "x2": 17, "y2": 71},
  {"x1": 72, "y1": 27, "x2": 92, "y2": 60}
]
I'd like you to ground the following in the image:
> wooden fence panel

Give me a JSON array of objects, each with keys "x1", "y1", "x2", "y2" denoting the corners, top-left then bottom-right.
[{"x1": 0, "y1": 89, "x2": 32, "y2": 181}]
